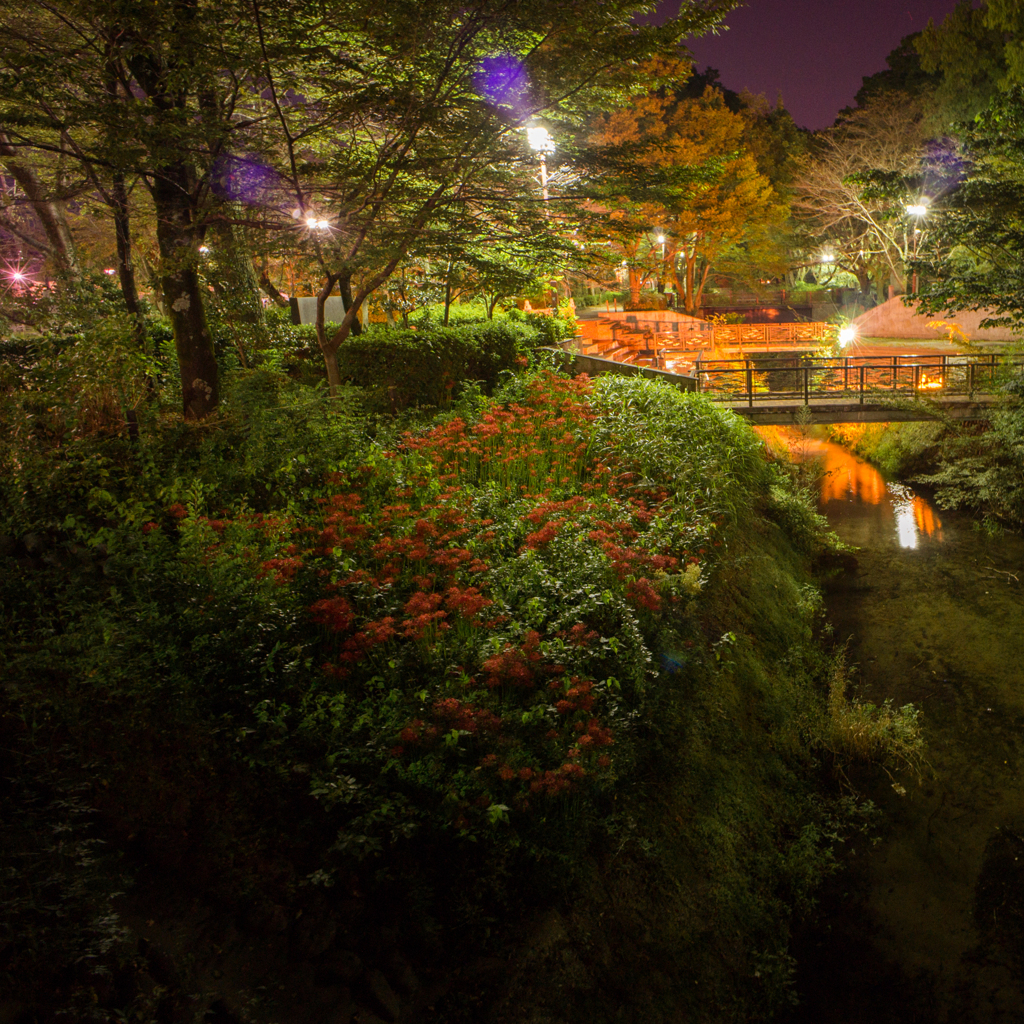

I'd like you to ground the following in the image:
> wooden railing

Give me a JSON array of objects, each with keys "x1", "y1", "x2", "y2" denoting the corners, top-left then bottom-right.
[
  {"x1": 697, "y1": 354, "x2": 1022, "y2": 407},
  {"x1": 599, "y1": 316, "x2": 832, "y2": 349}
]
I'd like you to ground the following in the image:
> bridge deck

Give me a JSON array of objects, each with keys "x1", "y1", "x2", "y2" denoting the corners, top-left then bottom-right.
[{"x1": 718, "y1": 396, "x2": 1001, "y2": 425}]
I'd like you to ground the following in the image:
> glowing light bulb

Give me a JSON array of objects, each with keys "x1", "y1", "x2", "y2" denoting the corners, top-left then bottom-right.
[
  {"x1": 838, "y1": 326, "x2": 857, "y2": 348},
  {"x1": 525, "y1": 124, "x2": 555, "y2": 154}
]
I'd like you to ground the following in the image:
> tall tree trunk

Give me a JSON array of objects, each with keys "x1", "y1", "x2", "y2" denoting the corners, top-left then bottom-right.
[
  {"x1": 150, "y1": 168, "x2": 219, "y2": 419},
  {"x1": 110, "y1": 174, "x2": 143, "y2": 333},
  {"x1": 315, "y1": 273, "x2": 344, "y2": 394},
  {"x1": 0, "y1": 133, "x2": 79, "y2": 279},
  {"x1": 259, "y1": 262, "x2": 290, "y2": 307},
  {"x1": 338, "y1": 273, "x2": 362, "y2": 336},
  {"x1": 673, "y1": 257, "x2": 696, "y2": 315},
  {"x1": 627, "y1": 268, "x2": 642, "y2": 307},
  {"x1": 443, "y1": 261, "x2": 453, "y2": 325}
]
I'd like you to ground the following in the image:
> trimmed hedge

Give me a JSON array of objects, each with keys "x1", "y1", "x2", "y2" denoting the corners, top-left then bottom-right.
[
  {"x1": 259, "y1": 314, "x2": 577, "y2": 408},
  {"x1": 337, "y1": 320, "x2": 543, "y2": 410}
]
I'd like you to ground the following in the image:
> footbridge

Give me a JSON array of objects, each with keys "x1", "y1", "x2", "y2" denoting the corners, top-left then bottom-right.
[
  {"x1": 552, "y1": 351, "x2": 1019, "y2": 425},
  {"x1": 696, "y1": 354, "x2": 1019, "y2": 424}
]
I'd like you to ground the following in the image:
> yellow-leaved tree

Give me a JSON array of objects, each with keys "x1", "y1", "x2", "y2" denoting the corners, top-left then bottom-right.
[{"x1": 588, "y1": 72, "x2": 788, "y2": 313}]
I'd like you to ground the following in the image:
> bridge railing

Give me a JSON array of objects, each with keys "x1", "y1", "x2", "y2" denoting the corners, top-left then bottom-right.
[{"x1": 695, "y1": 354, "x2": 1024, "y2": 407}]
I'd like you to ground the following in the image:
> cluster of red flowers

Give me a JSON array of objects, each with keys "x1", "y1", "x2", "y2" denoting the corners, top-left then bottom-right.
[
  {"x1": 480, "y1": 629, "x2": 544, "y2": 688},
  {"x1": 161, "y1": 371, "x2": 719, "y2": 822},
  {"x1": 431, "y1": 697, "x2": 502, "y2": 735},
  {"x1": 552, "y1": 677, "x2": 596, "y2": 715}
]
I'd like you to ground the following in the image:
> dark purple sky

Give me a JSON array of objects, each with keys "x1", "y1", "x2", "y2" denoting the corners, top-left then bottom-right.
[{"x1": 669, "y1": 0, "x2": 965, "y2": 129}]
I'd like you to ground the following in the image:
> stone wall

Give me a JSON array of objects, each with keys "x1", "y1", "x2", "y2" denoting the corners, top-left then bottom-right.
[{"x1": 852, "y1": 297, "x2": 1019, "y2": 342}]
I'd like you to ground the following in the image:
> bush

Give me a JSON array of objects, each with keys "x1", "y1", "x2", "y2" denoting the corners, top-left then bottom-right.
[
  {"x1": 624, "y1": 290, "x2": 667, "y2": 311},
  {"x1": 335, "y1": 320, "x2": 543, "y2": 411},
  {"x1": 0, "y1": 361, "x2": 881, "y2": 1021},
  {"x1": 573, "y1": 290, "x2": 623, "y2": 309}
]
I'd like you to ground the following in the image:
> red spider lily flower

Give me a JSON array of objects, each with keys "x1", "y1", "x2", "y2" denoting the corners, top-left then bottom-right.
[
  {"x1": 310, "y1": 596, "x2": 355, "y2": 632},
  {"x1": 626, "y1": 577, "x2": 662, "y2": 613},
  {"x1": 481, "y1": 643, "x2": 534, "y2": 688},
  {"x1": 259, "y1": 557, "x2": 303, "y2": 583},
  {"x1": 443, "y1": 586, "x2": 492, "y2": 621},
  {"x1": 404, "y1": 591, "x2": 443, "y2": 616}
]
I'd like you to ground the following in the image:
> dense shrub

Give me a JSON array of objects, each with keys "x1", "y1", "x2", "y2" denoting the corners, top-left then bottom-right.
[
  {"x1": 1, "y1": 363, "x2": 885, "y2": 1021},
  {"x1": 826, "y1": 421, "x2": 943, "y2": 479},
  {"x1": 335, "y1": 319, "x2": 545, "y2": 410}
]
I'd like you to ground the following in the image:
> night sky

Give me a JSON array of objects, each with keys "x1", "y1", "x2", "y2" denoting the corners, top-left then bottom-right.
[{"x1": 667, "y1": 0, "x2": 966, "y2": 129}]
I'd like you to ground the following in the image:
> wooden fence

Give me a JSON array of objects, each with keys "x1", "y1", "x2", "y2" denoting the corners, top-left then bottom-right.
[{"x1": 606, "y1": 316, "x2": 832, "y2": 349}]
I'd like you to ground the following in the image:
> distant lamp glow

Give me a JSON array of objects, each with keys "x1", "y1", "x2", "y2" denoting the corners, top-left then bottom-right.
[
  {"x1": 4, "y1": 260, "x2": 34, "y2": 289},
  {"x1": 198, "y1": 245, "x2": 211, "y2": 254},
  {"x1": 821, "y1": 250, "x2": 834, "y2": 263},
  {"x1": 656, "y1": 235, "x2": 665, "y2": 244},
  {"x1": 103, "y1": 268, "x2": 116, "y2": 275},
  {"x1": 906, "y1": 203, "x2": 928, "y2": 217},
  {"x1": 838, "y1": 325, "x2": 857, "y2": 348}
]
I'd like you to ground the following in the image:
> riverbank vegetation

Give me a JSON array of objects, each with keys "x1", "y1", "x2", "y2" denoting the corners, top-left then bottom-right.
[{"x1": 1, "y1": 316, "x2": 923, "y2": 1021}]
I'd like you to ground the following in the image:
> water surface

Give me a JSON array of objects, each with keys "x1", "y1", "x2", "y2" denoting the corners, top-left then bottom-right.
[{"x1": 786, "y1": 433, "x2": 1024, "y2": 1024}]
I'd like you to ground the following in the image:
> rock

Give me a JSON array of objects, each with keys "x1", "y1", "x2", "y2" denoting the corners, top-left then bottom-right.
[
  {"x1": 352, "y1": 1008, "x2": 388, "y2": 1024},
  {"x1": 365, "y1": 969, "x2": 401, "y2": 1021},
  {"x1": 291, "y1": 912, "x2": 337, "y2": 960},
  {"x1": 385, "y1": 951, "x2": 420, "y2": 995},
  {"x1": 316, "y1": 949, "x2": 363, "y2": 986}
]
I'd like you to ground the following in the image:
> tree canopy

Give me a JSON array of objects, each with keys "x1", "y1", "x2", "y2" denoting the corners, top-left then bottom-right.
[
  {"x1": 0, "y1": 0, "x2": 739, "y2": 412},
  {"x1": 913, "y1": 87, "x2": 1024, "y2": 332},
  {"x1": 583, "y1": 67, "x2": 787, "y2": 312}
]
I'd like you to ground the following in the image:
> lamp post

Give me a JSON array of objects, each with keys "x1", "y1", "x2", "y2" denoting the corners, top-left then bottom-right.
[
  {"x1": 656, "y1": 234, "x2": 666, "y2": 298},
  {"x1": 906, "y1": 201, "x2": 927, "y2": 292},
  {"x1": 526, "y1": 123, "x2": 555, "y2": 205}
]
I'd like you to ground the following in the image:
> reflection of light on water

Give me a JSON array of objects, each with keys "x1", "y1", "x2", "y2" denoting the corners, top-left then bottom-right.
[
  {"x1": 890, "y1": 484, "x2": 920, "y2": 549},
  {"x1": 913, "y1": 495, "x2": 942, "y2": 539},
  {"x1": 819, "y1": 446, "x2": 886, "y2": 505},
  {"x1": 888, "y1": 486, "x2": 942, "y2": 548},
  {"x1": 758, "y1": 427, "x2": 945, "y2": 548}
]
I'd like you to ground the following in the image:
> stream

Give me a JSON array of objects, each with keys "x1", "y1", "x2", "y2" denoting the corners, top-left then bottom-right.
[{"x1": 784, "y1": 433, "x2": 1024, "y2": 1024}]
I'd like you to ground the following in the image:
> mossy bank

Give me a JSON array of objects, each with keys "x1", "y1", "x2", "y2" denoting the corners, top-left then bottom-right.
[{"x1": 2, "y1": 363, "x2": 891, "y2": 1024}]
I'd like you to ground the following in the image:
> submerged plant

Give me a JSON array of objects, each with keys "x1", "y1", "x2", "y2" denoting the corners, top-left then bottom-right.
[{"x1": 824, "y1": 654, "x2": 925, "y2": 791}]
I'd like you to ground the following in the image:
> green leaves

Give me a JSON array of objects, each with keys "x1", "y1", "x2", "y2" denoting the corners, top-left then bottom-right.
[{"x1": 913, "y1": 87, "x2": 1024, "y2": 331}]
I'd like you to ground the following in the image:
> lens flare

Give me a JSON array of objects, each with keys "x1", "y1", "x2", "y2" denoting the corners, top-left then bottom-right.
[{"x1": 474, "y1": 53, "x2": 528, "y2": 110}]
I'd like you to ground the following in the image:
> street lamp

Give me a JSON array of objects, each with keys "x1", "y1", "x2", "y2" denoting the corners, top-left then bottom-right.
[
  {"x1": 905, "y1": 200, "x2": 928, "y2": 291},
  {"x1": 525, "y1": 123, "x2": 555, "y2": 203}
]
